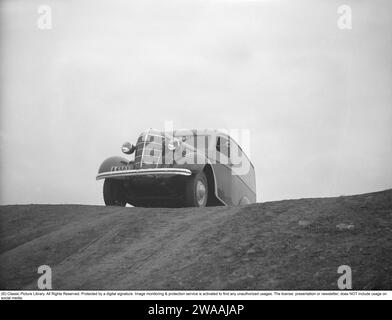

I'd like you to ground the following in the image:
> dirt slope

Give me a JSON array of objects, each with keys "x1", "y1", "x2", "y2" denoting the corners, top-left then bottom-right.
[{"x1": 1, "y1": 189, "x2": 392, "y2": 290}]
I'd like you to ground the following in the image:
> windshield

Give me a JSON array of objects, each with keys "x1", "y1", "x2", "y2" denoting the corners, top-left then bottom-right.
[{"x1": 176, "y1": 134, "x2": 209, "y2": 153}]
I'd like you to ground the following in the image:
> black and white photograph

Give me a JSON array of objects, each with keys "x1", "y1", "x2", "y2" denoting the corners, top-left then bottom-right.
[{"x1": 0, "y1": 0, "x2": 392, "y2": 304}]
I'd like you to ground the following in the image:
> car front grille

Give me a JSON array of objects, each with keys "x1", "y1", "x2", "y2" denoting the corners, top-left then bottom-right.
[{"x1": 134, "y1": 130, "x2": 167, "y2": 169}]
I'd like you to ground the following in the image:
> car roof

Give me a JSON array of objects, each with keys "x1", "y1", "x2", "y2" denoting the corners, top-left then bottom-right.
[
  {"x1": 171, "y1": 129, "x2": 228, "y2": 137},
  {"x1": 140, "y1": 128, "x2": 229, "y2": 137}
]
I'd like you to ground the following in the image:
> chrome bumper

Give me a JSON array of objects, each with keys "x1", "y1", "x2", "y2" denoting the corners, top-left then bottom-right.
[{"x1": 96, "y1": 168, "x2": 192, "y2": 180}]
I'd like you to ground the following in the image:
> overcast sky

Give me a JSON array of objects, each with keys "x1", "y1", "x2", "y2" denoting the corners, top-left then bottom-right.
[{"x1": 0, "y1": 0, "x2": 391, "y2": 205}]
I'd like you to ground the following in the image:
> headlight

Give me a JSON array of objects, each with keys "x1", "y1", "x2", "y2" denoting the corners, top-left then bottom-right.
[
  {"x1": 168, "y1": 138, "x2": 181, "y2": 151},
  {"x1": 121, "y1": 142, "x2": 135, "y2": 154}
]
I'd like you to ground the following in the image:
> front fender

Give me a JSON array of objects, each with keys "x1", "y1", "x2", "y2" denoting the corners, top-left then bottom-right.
[
  {"x1": 98, "y1": 156, "x2": 130, "y2": 174},
  {"x1": 173, "y1": 149, "x2": 207, "y2": 173}
]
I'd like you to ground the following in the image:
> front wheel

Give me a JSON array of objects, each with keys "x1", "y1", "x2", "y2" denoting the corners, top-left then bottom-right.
[
  {"x1": 103, "y1": 179, "x2": 127, "y2": 206},
  {"x1": 185, "y1": 172, "x2": 208, "y2": 207}
]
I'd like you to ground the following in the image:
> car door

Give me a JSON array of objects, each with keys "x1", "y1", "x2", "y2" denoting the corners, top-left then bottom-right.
[
  {"x1": 229, "y1": 139, "x2": 257, "y2": 204},
  {"x1": 212, "y1": 136, "x2": 233, "y2": 205}
]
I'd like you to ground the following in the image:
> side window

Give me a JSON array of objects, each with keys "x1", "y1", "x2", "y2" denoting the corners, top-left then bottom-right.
[
  {"x1": 216, "y1": 136, "x2": 230, "y2": 157},
  {"x1": 230, "y1": 139, "x2": 253, "y2": 178},
  {"x1": 230, "y1": 139, "x2": 242, "y2": 162}
]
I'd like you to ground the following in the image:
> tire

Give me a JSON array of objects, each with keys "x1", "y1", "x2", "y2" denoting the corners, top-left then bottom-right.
[
  {"x1": 103, "y1": 179, "x2": 127, "y2": 206},
  {"x1": 185, "y1": 172, "x2": 208, "y2": 207}
]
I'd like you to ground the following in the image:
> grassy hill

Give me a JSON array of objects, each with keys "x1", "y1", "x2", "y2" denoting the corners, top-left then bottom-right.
[{"x1": 1, "y1": 189, "x2": 392, "y2": 290}]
